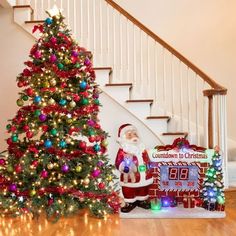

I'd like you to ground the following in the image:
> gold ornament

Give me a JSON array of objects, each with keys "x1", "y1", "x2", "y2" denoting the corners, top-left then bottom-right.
[
  {"x1": 64, "y1": 58, "x2": 71, "y2": 65},
  {"x1": 30, "y1": 189, "x2": 36, "y2": 197},
  {"x1": 47, "y1": 163, "x2": 54, "y2": 169},
  {"x1": 43, "y1": 81, "x2": 50, "y2": 88},
  {"x1": 50, "y1": 79, "x2": 57, "y2": 86},
  {"x1": 48, "y1": 98, "x2": 56, "y2": 105},
  {"x1": 107, "y1": 175, "x2": 113, "y2": 182},
  {"x1": 69, "y1": 101, "x2": 76, "y2": 108},
  {"x1": 76, "y1": 165, "x2": 82, "y2": 173},
  {"x1": 67, "y1": 119, "x2": 73, "y2": 124},
  {"x1": 83, "y1": 178, "x2": 90, "y2": 185}
]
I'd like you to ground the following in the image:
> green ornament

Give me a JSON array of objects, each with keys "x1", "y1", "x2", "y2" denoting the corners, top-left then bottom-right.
[
  {"x1": 50, "y1": 128, "x2": 58, "y2": 136},
  {"x1": 75, "y1": 63, "x2": 81, "y2": 68},
  {"x1": 7, "y1": 165, "x2": 13, "y2": 173},
  {"x1": 57, "y1": 63, "x2": 64, "y2": 70},
  {"x1": 89, "y1": 129, "x2": 95, "y2": 136},
  {"x1": 34, "y1": 110, "x2": 41, "y2": 116},
  {"x1": 22, "y1": 95, "x2": 29, "y2": 101},
  {"x1": 17, "y1": 99, "x2": 24, "y2": 107},
  {"x1": 30, "y1": 189, "x2": 36, "y2": 197},
  {"x1": 6, "y1": 124, "x2": 11, "y2": 130},
  {"x1": 94, "y1": 99, "x2": 100, "y2": 105},
  {"x1": 76, "y1": 165, "x2": 82, "y2": 173},
  {"x1": 12, "y1": 135, "x2": 18, "y2": 142},
  {"x1": 81, "y1": 98, "x2": 89, "y2": 105},
  {"x1": 217, "y1": 196, "x2": 225, "y2": 205}
]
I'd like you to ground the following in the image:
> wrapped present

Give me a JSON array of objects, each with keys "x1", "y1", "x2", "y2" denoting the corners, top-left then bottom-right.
[
  {"x1": 216, "y1": 203, "x2": 225, "y2": 211},
  {"x1": 183, "y1": 194, "x2": 196, "y2": 208},
  {"x1": 203, "y1": 201, "x2": 217, "y2": 211},
  {"x1": 195, "y1": 198, "x2": 203, "y2": 207}
]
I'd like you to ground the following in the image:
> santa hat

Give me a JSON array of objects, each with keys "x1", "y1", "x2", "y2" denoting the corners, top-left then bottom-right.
[{"x1": 118, "y1": 124, "x2": 137, "y2": 138}]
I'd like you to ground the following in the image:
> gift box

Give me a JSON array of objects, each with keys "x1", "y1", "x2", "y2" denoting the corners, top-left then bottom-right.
[
  {"x1": 183, "y1": 194, "x2": 196, "y2": 208},
  {"x1": 203, "y1": 201, "x2": 217, "y2": 211},
  {"x1": 216, "y1": 203, "x2": 225, "y2": 211}
]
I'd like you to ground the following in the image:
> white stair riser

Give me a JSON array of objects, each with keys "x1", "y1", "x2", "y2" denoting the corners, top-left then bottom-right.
[
  {"x1": 13, "y1": 7, "x2": 31, "y2": 26},
  {"x1": 125, "y1": 102, "x2": 151, "y2": 119},
  {"x1": 146, "y1": 119, "x2": 168, "y2": 134},
  {"x1": 95, "y1": 70, "x2": 110, "y2": 86},
  {"x1": 103, "y1": 86, "x2": 130, "y2": 104}
]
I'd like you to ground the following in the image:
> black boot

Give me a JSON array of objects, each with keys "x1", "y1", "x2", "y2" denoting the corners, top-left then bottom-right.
[
  {"x1": 121, "y1": 202, "x2": 137, "y2": 213},
  {"x1": 136, "y1": 200, "x2": 150, "y2": 209}
]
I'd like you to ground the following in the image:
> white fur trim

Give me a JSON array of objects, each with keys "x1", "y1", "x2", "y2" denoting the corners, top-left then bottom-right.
[
  {"x1": 120, "y1": 177, "x2": 153, "y2": 187},
  {"x1": 124, "y1": 195, "x2": 149, "y2": 203},
  {"x1": 119, "y1": 125, "x2": 136, "y2": 138},
  {"x1": 119, "y1": 163, "x2": 124, "y2": 172}
]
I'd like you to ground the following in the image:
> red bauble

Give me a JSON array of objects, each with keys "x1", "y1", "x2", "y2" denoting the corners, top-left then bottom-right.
[
  {"x1": 23, "y1": 125, "x2": 30, "y2": 132},
  {"x1": 78, "y1": 141, "x2": 86, "y2": 150},
  {"x1": 31, "y1": 160, "x2": 39, "y2": 167},
  {"x1": 41, "y1": 125, "x2": 48, "y2": 132},
  {"x1": 89, "y1": 136, "x2": 96, "y2": 143},
  {"x1": 95, "y1": 136, "x2": 101, "y2": 142},
  {"x1": 17, "y1": 81, "x2": 24, "y2": 88},
  {"x1": 73, "y1": 94, "x2": 80, "y2": 102},
  {"x1": 61, "y1": 82, "x2": 67, "y2": 88},
  {"x1": 15, "y1": 164, "x2": 22, "y2": 173},
  {"x1": 26, "y1": 88, "x2": 34, "y2": 96},
  {"x1": 23, "y1": 68, "x2": 31, "y2": 76},
  {"x1": 6, "y1": 138, "x2": 13, "y2": 145},
  {"x1": 48, "y1": 198, "x2": 54, "y2": 206},
  {"x1": 26, "y1": 131, "x2": 34, "y2": 139},
  {"x1": 98, "y1": 182, "x2": 105, "y2": 190},
  {"x1": 94, "y1": 124, "x2": 101, "y2": 129}
]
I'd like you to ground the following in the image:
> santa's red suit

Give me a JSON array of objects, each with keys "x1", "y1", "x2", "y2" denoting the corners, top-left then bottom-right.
[{"x1": 115, "y1": 148, "x2": 153, "y2": 203}]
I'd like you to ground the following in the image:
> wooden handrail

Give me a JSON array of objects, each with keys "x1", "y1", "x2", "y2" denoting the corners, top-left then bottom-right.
[{"x1": 105, "y1": 0, "x2": 227, "y2": 94}]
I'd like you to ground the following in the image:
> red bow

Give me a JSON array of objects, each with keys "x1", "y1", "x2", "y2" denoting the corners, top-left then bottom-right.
[{"x1": 32, "y1": 24, "x2": 44, "y2": 34}]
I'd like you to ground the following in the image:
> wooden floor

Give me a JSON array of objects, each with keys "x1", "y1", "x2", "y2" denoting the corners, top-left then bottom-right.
[{"x1": 0, "y1": 191, "x2": 236, "y2": 236}]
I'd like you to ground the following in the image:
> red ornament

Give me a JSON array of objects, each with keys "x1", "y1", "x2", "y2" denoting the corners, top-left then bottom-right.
[
  {"x1": 98, "y1": 182, "x2": 105, "y2": 190},
  {"x1": 61, "y1": 82, "x2": 67, "y2": 88},
  {"x1": 26, "y1": 131, "x2": 34, "y2": 139},
  {"x1": 6, "y1": 138, "x2": 13, "y2": 145},
  {"x1": 89, "y1": 136, "x2": 96, "y2": 143},
  {"x1": 31, "y1": 160, "x2": 39, "y2": 167},
  {"x1": 23, "y1": 68, "x2": 31, "y2": 76},
  {"x1": 48, "y1": 198, "x2": 54, "y2": 206},
  {"x1": 17, "y1": 81, "x2": 24, "y2": 88},
  {"x1": 73, "y1": 94, "x2": 80, "y2": 102},
  {"x1": 40, "y1": 170, "x2": 48, "y2": 178},
  {"x1": 78, "y1": 141, "x2": 86, "y2": 150},
  {"x1": 26, "y1": 88, "x2": 34, "y2": 97},
  {"x1": 95, "y1": 124, "x2": 101, "y2": 129},
  {"x1": 95, "y1": 136, "x2": 101, "y2": 142},
  {"x1": 23, "y1": 125, "x2": 30, "y2": 132},
  {"x1": 15, "y1": 164, "x2": 22, "y2": 173},
  {"x1": 41, "y1": 125, "x2": 49, "y2": 132}
]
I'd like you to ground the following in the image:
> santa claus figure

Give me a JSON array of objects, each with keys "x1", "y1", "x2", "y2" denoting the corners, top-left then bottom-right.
[{"x1": 115, "y1": 124, "x2": 153, "y2": 213}]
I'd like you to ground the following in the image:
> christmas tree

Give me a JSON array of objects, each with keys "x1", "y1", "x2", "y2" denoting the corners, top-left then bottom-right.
[
  {"x1": 0, "y1": 10, "x2": 119, "y2": 219},
  {"x1": 202, "y1": 147, "x2": 225, "y2": 210}
]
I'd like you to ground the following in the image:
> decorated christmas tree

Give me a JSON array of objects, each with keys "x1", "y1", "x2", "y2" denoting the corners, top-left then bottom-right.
[
  {"x1": 202, "y1": 147, "x2": 225, "y2": 210},
  {"x1": 0, "y1": 9, "x2": 119, "y2": 219}
]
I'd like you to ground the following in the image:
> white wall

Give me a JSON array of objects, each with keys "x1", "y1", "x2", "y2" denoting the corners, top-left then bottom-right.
[
  {"x1": 115, "y1": 0, "x2": 236, "y2": 156},
  {"x1": 0, "y1": 7, "x2": 33, "y2": 150}
]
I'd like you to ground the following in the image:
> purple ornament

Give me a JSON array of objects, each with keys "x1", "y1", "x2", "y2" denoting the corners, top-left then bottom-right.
[
  {"x1": 71, "y1": 50, "x2": 79, "y2": 57},
  {"x1": 34, "y1": 50, "x2": 42, "y2": 59},
  {"x1": 84, "y1": 58, "x2": 91, "y2": 66},
  {"x1": 40, "y1": 170, "x2": 48, "y2": 178},
  {"x1": 50, "y1": 54, "x2": 57, "y2": 63},
  {"x1": 87, "y1": 119, "x2": 95, "y2": 127},
  {"x1": 97, "y1": 161, "x2": 104, "y2": 167},
  {"x1": 9, "y1": 183, "x2": 17, "y2": 192},
  {"x1": 61, "y1": 164, "x2": 69, "y2": 173},
  {"x1": 92, "y1": 94, "x2": 99, "y2": 99},
  {"x1": 92, "y1": 169, "x2": 101, "y2": 178},
  {"x1": 50, "y1": 37, "x2": 57, "y2": 44},
  {"x1": 39, "y1": 114, "x2": 47, "y2": 122},
  {"x1": 0, "y1": 159, "x2": 6, "y2": 166}
]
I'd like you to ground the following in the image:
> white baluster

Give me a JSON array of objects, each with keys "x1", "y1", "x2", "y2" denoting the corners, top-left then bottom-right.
[
  {"x1": 154, "y1": 42, "x2": 158, "y2": 105},
  {"x1": 119, "y1": 14, "x2": 122, "y2": 82},
  {"x1": 163, "y1": 48, "x2": 166, "y2": 115},
  {"x1": 140, "y1": 29, "x2": 143, "y2": 93},
  {"x1": 147, "y1": 35, "x2": 150, "y2": 94},
  {"x1": 113, "y1": 9, "x2": 116, "y2": 81},
  {"x1": 126, "y1": 18, "x2": 129, "y2": 81},
  {"x1": 187, "y1": 67, "x2": 190, "y2": 133},
  {"x1": 195, "y1": 74, "x2": 199, "y2": 145},
  {"x1": 80, "y1": 0, "x2": 83, "y2": 47},
  {"x1": 179, "y1": 61, "x2": 183, "y2": 131},
  {"x1": 171, "y1": 54, "x2": 174, "y2": 117},
  {"x1": 133, "y1": 24, "x2": 136, "y2": 88},
  {"x1": 99, "y1": 0, "x2": 103, "y2": 65},
  {"x1": 73, "y1": 0, "x2": 76, "y2": 39}
]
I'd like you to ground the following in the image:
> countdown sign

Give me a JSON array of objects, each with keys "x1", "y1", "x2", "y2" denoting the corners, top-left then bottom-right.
[{"x1": 159, "y1": 164, "x2": 199, "y2": 191}]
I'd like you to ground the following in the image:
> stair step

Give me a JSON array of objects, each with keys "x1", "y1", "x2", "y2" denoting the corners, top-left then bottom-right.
[
  {"x1": 162, "y1": 132, "x2": 188, "y2": 138},
  {"x1": 147, "y1": 116, "x2": 170, "y2": 122},
  {"x1": 94, "y1": 67, "x2": 113, "y2": 75},
  {"x1": 13, "y1": 5, "x2": 33, "y2": 14},
  {"x1": 105, "y1": 83, "x2": 132, "y2": 88},
  {"x1": 25, "y1": 20, "x2": 45, "y2": 24},
  {"x1": 126, "y1": 99, "x2": 153, "y2": 104}
]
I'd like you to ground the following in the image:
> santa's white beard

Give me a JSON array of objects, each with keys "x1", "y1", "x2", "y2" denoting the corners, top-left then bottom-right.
[{"x1": 119, "y1": 138, "x2": 145, "y2": 157}]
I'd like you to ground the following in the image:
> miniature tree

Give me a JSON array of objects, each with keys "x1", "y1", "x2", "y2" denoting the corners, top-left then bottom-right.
[
  {"x1": 0, "y1": 10, "x2": 119, "y2": 219},
  {"x1": 202, "y1": 147, "x2": 225, "y2": 210}
]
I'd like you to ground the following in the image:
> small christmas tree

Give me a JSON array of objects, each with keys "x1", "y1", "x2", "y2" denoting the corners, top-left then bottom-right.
[
  {"x1": 202, "y1": 147, "x2": 225, "y2": 210},
  {"x1": 0, "y1": 10, "x2": 119, "y2": 219}
]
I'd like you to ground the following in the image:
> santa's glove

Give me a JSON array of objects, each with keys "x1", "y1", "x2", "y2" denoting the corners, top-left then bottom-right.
[{"x1": 123, "y1": 166, "x2": 130, "y2": 173}]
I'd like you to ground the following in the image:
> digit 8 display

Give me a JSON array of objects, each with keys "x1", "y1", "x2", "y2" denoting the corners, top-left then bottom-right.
[
  {"x1": 179, "y1": 168, "x2": 189, "y2": 180},
  {"x1": 168, "y1": 167, "x2": 178, "y2": 180}
]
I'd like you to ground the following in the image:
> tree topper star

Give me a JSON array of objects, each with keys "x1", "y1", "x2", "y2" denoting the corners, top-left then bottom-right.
[{"x1": 48, "y1": 5, "x2": 63, "y2": 17}]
